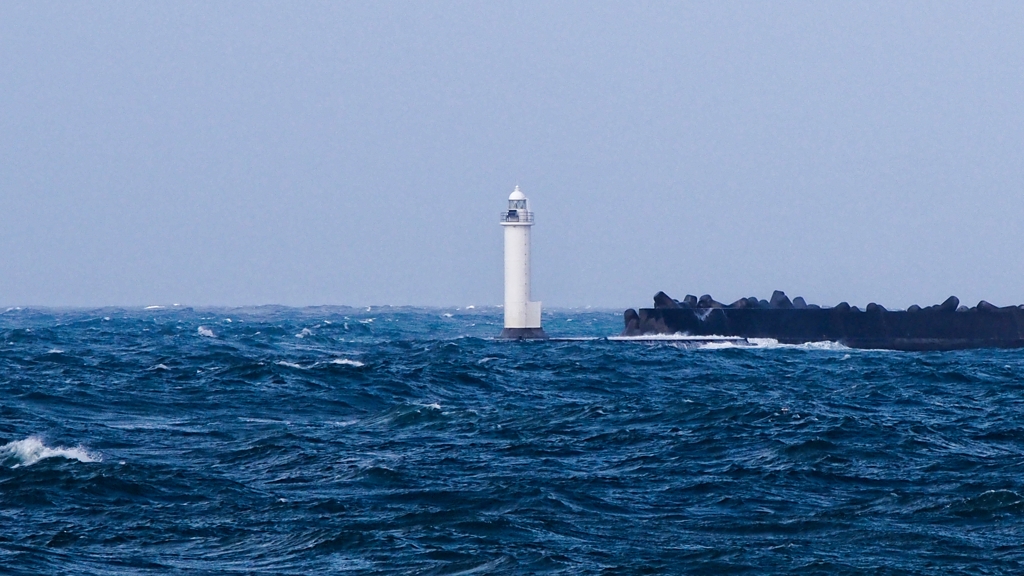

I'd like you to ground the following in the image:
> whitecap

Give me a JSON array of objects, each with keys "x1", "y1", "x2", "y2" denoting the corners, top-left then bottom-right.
[
  {"x1": 466, "y1": 305, "x2": 475, "y2": 309},
  {"x1": 0, "y1": 437, "x2": 100, "y2": 468},
  {"x1": 239, "y1": 417, "x2": 290, "y2": 425},
  {"x1": 609, "y1": 334, "x2": 745, "y2": 342},
  {"x1": 443, "y1": 313, "x2": 453, "y2": 318},
  {"x1": 144, "y1": 305, "x2": 165, "y2": 310},
  {"x1": 296, "y1": 328, "x2": 313, "y2": 338},
  {"x1": 698, "y1": 338, "x2": 850, "y2": 351},
  {"x1": 330, "y1": 358, "x2": 365, "y2": 367},
  {"x1": 276, "y1": 361, "x2": 305, "y2": 369},
  {"x1": 197, "y1": 326, "x2": 215, "y2": 338},
  {"x1": 47, "y1": 349, "x2": 64, "y2": 354},
  {"x1": 150, "y1": 364, "x2": 170, "y2": 371},
  {"x1": 329, "y1": 419, "x2": 360, "y2": 427},
  {"x1": 359, "y1": 318, "x2": 374, "y2": 324}
]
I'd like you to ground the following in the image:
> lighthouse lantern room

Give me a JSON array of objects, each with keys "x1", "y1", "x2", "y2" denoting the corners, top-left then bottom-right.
[{"x1": 500, "y1": 186, "x2": 547, "y2": 339}]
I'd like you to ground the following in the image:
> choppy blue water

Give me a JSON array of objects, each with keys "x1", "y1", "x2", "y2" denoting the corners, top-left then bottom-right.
[{"x1": 2, "y1": 306, "x2": 1024, "y2": 574}]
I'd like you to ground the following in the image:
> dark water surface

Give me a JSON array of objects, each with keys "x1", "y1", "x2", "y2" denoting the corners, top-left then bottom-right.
[{"x1": 2, "y1": 306, "x2": 1024, "y2": 574}]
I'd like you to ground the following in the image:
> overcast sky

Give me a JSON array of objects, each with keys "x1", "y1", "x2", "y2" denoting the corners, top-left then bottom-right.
[{"x1": 2, "y1": 1, "x2": 1023, "y2": 308}]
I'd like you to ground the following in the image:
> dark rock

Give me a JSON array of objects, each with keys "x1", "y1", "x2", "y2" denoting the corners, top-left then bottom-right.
[
  {"x1": 683, "y1": 295, "x2": 698, "y2": 308},
  {"x1": 938, "y1": 296, "x2": 960, "y2": 312},
  {"x1": 746, "y1": 297, "x2": 760, "y2": 308},
  {"x1": 792, "y1": 297, "x2": 808, "y2": 309},
  {"x1": 834, "y1": 302, "x2": 851, "y2": 313},
  {"x1": 759, "y1": 299, "x2": 770, "y2": 309},
  {"x1": 852, "y1": 306, "x2": 862, "y2": 312},
  {"x1": 866, "y1": 302, "x2": 886, "y2": 313},
  {"x1": 622, "y1": 309, "x2": 641, "y2": 335},
  {"x1": 729, "y1": 298, "x2": 750, "y2": 309},
  {"x1": 977, "y1": 300, "x2": 1000, "y2": 312},
  {"x1": 958, "y1": 306, "x2": 971, "y2": 312},
  {"x1": 697, "y1": 294, "x2": 724, "y2": 308},
  {"x1": 770, "y1": 290, "x2": 794, "y2": 309},
  {"x1": 807, "y1": 304, "x2": 821, "y2": 309},
  {"x1": 653, "y1": 291, "x2": 681, "y2": 309},
  {"x1": 907, "y1": 305, "x2": 922, "y2": 312}
]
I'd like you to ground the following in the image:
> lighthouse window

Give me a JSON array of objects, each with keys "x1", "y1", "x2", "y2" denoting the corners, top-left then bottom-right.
[{"x1": 509, "y1": 200, "x2": 526, "y2": 209}]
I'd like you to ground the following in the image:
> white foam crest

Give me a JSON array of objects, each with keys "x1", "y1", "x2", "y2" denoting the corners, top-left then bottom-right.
[
  {"x1": 239, "y1": 417, "x2": 291, "y2": 425},
  {"x1": 144, "y1": 305, "x2": 165, "y2": 310},
  {"x1": 0, "y1": 437, "x2": 100, "y2": 468},
  {"x1": 197, "y1": 326, "x2": 215, "y2": 338},
  {"x1": 696, "y1": 340, "x2": 750, "y2": 350},
  {"x1": 609, "y1": 334, "x2": 747, "y2": 342},
  {"x1": 295, "y1": 328, "x2": 313, "y2": 338},
  {"x1": 276, "y1": 361, "x2": 305, "y2": 369},
  {"x1": 697, "y1": 338, "x2": 850, "y2": 351},
  {"x1": 328, "y1": 419, "x2": 360, "y2": 427},
  {"x1": 47, "y1": 349, "x2": 64, "y2": 354},
  {"x1": 330, "y1": 358, "x2": 365, "y2": 367},
  {"x1": 610, "y1": 333, "x2": 851, "y2": 351}
]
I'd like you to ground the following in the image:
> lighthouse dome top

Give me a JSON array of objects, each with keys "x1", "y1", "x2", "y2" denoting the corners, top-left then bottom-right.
[{"x1": 508, "y1": 186, "x2": 526, "y2": 201}]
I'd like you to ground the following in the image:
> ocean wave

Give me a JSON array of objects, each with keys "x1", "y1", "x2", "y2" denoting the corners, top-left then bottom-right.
[
  {"x1": 329, "y1": 358, "x2": 364, "y2": 367},
  {"x1": 0, "y1": 436, "x2": 100, "y2": 468},
  {"x1": 608, "y1": 333, "x2": 744, "y2": 342},
  {"x1": 4, "y1": 306, "x2": 1024, "y2": 573},
  {"x1": 699, "y1": 338, "x2": 851, "y2": 351},
  {"x1": 609, "y1": 334, "x2": 851, "y2": 350},
  {"x1": 197, "y1": 326, "x2": 215, "y2": 338}
]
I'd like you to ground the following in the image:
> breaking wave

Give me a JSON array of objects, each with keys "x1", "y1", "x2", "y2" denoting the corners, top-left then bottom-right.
[{"x1": 0, "y1": 436, "x2": 100, "y2": 468}]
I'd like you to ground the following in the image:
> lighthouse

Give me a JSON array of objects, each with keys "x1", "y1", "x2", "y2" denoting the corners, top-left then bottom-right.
[{"x1": 500, "y1": 186, "x2": 547, "y2": 339}]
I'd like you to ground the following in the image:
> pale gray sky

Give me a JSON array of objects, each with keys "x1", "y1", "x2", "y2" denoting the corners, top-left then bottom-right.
[{"x1": 2, "y1": 1, "x2": 1023, "y2": 308}]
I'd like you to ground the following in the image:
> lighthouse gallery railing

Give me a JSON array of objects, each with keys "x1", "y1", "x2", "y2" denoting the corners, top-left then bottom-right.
[{"x1": 500, "y1": 210, "x2": 534, "y2": 223}]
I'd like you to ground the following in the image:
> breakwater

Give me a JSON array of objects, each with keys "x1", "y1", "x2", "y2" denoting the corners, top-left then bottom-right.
[{"x1": 624, "y1": 291, "x2": 1024, "y2": 350}]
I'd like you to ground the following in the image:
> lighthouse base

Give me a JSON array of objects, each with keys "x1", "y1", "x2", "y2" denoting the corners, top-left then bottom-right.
[{"x1": 499, "y1": 327, "x2": 549, "y2": 340}]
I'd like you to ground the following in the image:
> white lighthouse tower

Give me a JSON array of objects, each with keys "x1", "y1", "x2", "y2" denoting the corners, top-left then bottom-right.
[{"x1": 500, "y1": 186, "x2": 547, "y2": 339}]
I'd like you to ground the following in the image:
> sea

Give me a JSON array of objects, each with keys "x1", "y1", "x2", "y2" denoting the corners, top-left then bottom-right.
[{"x1": 2, "y1": 306, "x2": 1024, "y2": 574}]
